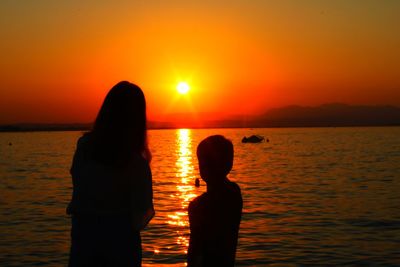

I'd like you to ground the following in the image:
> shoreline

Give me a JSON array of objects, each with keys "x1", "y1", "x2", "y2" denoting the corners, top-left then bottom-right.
[{"x1": 1, "y1": 124, "x2": 400, "y2": 133}]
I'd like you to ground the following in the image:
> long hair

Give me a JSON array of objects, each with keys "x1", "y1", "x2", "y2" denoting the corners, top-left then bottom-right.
[{"x1": 86, "y1": 81, "x2": 151, "y2": 165}]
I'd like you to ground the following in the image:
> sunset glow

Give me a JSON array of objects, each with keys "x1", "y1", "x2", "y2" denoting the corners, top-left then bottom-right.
[
  {"x1": 0, "y1": 1, "x2": 399, "y2": 124},
  {"x1": 2, "y1": 1, "x2": 399, "y2": 265}
]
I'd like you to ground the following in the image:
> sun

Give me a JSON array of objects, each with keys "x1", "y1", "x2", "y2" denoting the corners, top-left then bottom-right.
[{"x1": 177, "y1": 82, "x2": 190, "y2": 94}]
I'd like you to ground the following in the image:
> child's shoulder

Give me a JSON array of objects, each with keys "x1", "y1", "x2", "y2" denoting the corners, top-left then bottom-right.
[
  {"x1": 229, "y1": 180, "x2": 240, "y2": 189},
  {"x1": 189, "y1": 192, "x2": 208, "y2": 205},
  {"x1": 188, "y1": 192, "x2": 209, "y2": 211},
  {"x1": 227, "y1": 180, "x2": 241, "y2": 195}
]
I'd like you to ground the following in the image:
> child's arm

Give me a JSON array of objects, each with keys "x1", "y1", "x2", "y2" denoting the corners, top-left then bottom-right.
[{"x1": 187, "y1": 201, "x2": 203, "y2": 267}]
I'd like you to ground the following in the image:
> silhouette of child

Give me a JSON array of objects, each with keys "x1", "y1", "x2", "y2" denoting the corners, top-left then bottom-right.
[{"x1": 188, "y1": 135, "x2": 242, "y2": 267}]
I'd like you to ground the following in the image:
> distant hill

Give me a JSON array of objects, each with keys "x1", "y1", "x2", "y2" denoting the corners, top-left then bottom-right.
[
  {"x1": 149, "y1": 103, "x2": 400, "y2": 128},
  {"x1": 1, "y1": 103, "x2": 400, "y2": 131},
  {"x1": 250, "y1": 103, "x2": 400, "y2": 127},
  {"x1": 0, "y1": 123, "x2": 92, "y2": 132}
]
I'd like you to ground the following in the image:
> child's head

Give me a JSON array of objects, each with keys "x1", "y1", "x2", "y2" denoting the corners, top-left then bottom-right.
[{"x1": 197, "y1": 135, "x2": 234, "y2": 183}]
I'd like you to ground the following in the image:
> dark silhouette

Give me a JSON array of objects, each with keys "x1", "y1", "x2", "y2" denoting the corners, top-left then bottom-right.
[
  {"x1": 241, "y1": 135, "x2": 265, "y2": 143},
  {"x1": 188, "y1": 135, "x2": 242, "y2": 267},
  {"x1": 67, "y1": 81, "x2": 154, "y2": 267},
  {"x1": 195, "y1": 178, "x2": 200, "y2": 187}
]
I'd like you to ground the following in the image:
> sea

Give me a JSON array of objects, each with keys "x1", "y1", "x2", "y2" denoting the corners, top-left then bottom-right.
[{"x1": 0, "y1": 127, "x2": 400, "y2": 266}]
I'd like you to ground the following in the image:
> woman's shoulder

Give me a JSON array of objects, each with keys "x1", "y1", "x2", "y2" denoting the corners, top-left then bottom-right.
[
  {"x1": 77, "y1": 132, "x2": 91, "y2": 145},
  {"x1": 131, "y1": 153, "x2": 150, "y2": 170},
  {"x1": 74, "y1": 133, "x2": 93, "y2": 153}
]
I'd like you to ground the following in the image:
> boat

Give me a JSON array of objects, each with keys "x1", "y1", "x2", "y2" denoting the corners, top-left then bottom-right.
[{"x1": 241, "y1": 135, "x2": 266, "y2": 143}]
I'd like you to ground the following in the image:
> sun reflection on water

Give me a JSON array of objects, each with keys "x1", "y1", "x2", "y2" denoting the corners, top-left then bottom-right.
[{"x1": 166, "y1": 129, "x2": 198, "y2": 253}]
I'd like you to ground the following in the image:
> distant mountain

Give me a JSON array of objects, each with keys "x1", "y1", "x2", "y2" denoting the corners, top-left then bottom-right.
[
  {"x1": 250, "y1": 103, "x2": 400, "y2": 127},
  {"x1": 0, "y1": 123, "x2": 92, "y2": 132},
  {"x1": 1, "y1": 103, "x2": 400, "y2": 131}
]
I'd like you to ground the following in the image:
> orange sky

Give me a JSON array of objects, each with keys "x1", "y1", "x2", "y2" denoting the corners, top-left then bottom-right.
[{"x1": 0, "y1": 1, "x2": 399, "y2": 124}]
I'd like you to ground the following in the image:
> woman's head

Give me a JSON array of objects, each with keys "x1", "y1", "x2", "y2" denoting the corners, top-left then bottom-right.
[{"x1": 89, "y1": 81, "x2": 150, "y2": 164}]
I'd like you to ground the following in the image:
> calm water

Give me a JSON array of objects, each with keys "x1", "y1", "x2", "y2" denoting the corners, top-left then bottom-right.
[{"x1": 1, "y1": 127, "x2": 400, "y2": 266}]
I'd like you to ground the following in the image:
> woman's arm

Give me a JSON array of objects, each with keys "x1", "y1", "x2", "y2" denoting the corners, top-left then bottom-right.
[
  {"x1": 139, "y1": 163, "x2": 155, "y2": 229},
  {"x1": 67, "y1": 136, "x2": 86, "y2": 215},
  {"x1": 131, "y1": 159, "x2": 155, "y2": 230}
]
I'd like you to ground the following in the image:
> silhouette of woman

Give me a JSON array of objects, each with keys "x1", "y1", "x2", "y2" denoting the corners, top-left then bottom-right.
[{"x1": 67, "y1": 81, "x2": 154, "y2": 267}]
